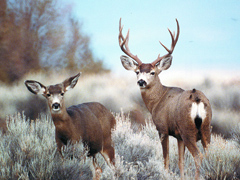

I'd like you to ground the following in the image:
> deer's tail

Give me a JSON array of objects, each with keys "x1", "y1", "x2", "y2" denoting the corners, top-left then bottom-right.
[{"x1": 190, "y1": 89, "x2": 207, "y2": 130}]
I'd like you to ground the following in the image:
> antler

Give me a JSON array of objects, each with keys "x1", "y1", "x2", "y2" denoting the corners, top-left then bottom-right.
[
  {"x1": 151, "y1": 19, "x2": 180, "y2": 66},
  {"x1": 119, "y1": 18, "x2": 142, "y2": 65}
]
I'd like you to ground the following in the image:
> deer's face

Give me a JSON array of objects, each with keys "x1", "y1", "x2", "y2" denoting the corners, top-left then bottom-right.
[
  {"x1": 135, "y1": 63, "x2": 157, "y2": 89},
  {"x1": 120, "y1": 55, "x2": 172, "y2": 90},
  {"x1": 44, "y1": 84, "x2": 65, "y2": 113},
  {"x1": 25, "y1": 73, "x2": 80, "y2": 114}
]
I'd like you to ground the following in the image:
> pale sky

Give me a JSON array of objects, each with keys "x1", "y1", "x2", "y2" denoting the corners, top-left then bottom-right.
[{"x1": 66, "y1": 0, "x2": 240, "y2": 74}]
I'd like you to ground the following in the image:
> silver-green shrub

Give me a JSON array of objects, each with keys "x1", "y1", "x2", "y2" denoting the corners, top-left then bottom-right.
[
  {"x1": 1, "y1": 111, "x2": 240, "y2": 180},
  {"x1": 202, "y1": 135, "x2": 240, "y2": 180}
]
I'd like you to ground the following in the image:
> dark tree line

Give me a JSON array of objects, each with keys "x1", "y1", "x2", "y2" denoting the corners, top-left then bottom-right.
[{"x1": 0, "y1": 0, "x2": 109, "y2": 84}]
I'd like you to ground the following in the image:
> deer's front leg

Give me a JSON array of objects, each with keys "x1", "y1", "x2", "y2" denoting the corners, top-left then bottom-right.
[
  {"x1": 55, "y1": 137, "x2": 64, "y2": 158},
  {"x1": 160, "y1": 134, "x2": 169, "y2": 172}
]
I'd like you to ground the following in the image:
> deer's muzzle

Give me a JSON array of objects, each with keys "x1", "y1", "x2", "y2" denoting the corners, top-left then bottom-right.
[
  {"x1": 138, "y1": 79, "x2": 147, "y2": 87},
  {"x1": 52, "y1": 103, "x2": 61, "y2": 111}
]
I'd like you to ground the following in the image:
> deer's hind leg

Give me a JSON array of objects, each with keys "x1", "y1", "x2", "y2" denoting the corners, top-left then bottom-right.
[
  {"x1": 177, "y1": 139, "x2": 185, "y2": 179},
  {"x1": 183, "y1": 137, "x2": 202, "y2": 180},
  {"x1": 200, "y1": 120, "x2": 211, "y2": 151},
  {"x1": 91, "y1": 155, "x2": 102, "y2": 180},
  {"x1": 100, "y1": 136, "x2": 115, "y2": 167}
]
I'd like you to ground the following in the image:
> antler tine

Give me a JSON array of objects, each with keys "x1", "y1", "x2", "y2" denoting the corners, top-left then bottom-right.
[
  {"x1": 119, "y1": 18, "x2": 142, "y2": 65},
  {"x1": 175, "y1": 19, "x2": 180, "y2": 46},
  {"x1": 159, "y1": 28, "x2": 174, "y2": 53},
  {"x1": 119, "y1": 18, "x2": 125, "y2": 42},
  {"x1": 151, "y1": 19, "x2": 180, "y2": 66}
]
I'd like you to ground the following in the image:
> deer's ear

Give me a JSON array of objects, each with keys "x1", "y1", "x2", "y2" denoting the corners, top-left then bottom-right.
[
  {"x1": 25, "y1": 80, "x2": 46, "y2": 95},
  {"x1": 63, "y1": 73, "x2": 81, "y2": 91},
  {"x1": 156, "y1": 56, "x2": 172, "y2": 71},
  {"x1": 120, "y1": 55, "x2": 138, "y2": 71}
]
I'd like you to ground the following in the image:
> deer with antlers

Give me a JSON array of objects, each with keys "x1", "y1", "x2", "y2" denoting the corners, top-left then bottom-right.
[
  {"x1": 119, "y1": 18, "x2": 212, "y2": 180},
  {"x1": 25, "y1": 73, "x2": 116, "y2": 180}
]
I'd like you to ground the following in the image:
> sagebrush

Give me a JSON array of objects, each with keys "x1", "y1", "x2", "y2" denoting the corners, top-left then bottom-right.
[{"x1": 1, "y1": 112, "x2": 240, "y2": 180}]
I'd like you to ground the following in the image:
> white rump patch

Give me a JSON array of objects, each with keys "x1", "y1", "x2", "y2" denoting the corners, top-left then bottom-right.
[{"x1": 190, "y1": 102, "x2": 207, "y2": 121}]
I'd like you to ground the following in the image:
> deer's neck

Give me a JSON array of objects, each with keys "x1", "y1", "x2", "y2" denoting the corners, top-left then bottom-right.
[
  {"x1": 51, "y1": 108, "x2": 70, "y2": 127},
  {"x1": 140, "y1": 77, "x2": 167, "y2": 113}
]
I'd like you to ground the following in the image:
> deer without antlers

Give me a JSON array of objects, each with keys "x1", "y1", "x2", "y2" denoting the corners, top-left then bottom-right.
[
  {"x1": 25, "y1": 73, "x2": 116, "y2": 180},
  {"x1": 119, "y1": 18, "x2": 212, "y2": 180}
]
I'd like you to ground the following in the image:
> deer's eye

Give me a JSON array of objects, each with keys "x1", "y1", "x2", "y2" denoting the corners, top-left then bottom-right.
[
  {"x1": 150, "y1": 72, "x2": 155, "y2": 75},
  {"x1": 46, "y1": 93, "x2": 51, "y2": 97},
  {"x1": 61, "y1": 93, "x2": 64, "y2": 96},
  {"x1": 136, "y1": 71, "x2": 140, "y2": 75}
]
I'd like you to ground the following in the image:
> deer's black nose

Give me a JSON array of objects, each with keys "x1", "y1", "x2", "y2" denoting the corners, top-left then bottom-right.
[
  {"x1": 52, "y1": 103, "x2": 60, "y2": 110},
  {"x1": 137, "y1": 79, "x2": 146, "y2": 87}
]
